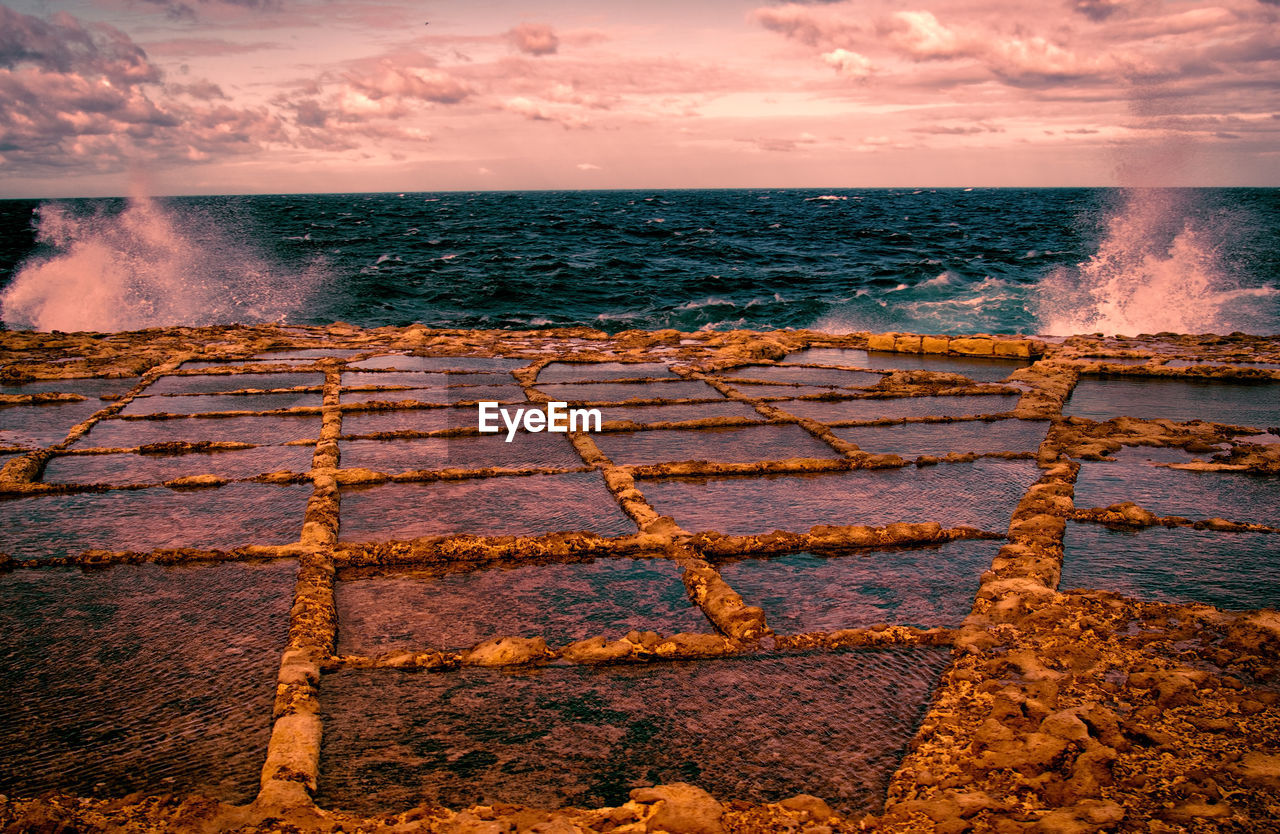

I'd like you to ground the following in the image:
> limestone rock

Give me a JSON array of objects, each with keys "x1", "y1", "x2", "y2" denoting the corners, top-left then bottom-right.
[
  {"x1": 653, "y1": 633, "x2": 736, "y2": 659},
  {"x1": 922, "y1": 335, "x2": 950, "y2": 354},
  {"x1": 950, "y1": 336, "x2": 995, "y2": 356},
  {"x1": 445, "y1": 811, "x2": 513, "y2": 834},
  {"x1": 779, "y1": 794, "x2": 834, "y2": 822},
  {"x1": 1234, "y1": 751, "x2": 1280, "y2": 790},
  {"x1": 463, "y1": 636, "x2": 551, "y2": 667},
  {"x1": 562, "y1": 635, "x2": 633, "y2": 663},
  {"x1": 1032, "y1": 799, "x2": 1123, "y2": 833},
  {"x1": 630, "y1": 783, "x2": 725, "y2": 834}
]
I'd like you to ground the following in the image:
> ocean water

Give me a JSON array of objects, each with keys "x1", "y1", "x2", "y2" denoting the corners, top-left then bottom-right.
[{"x1": 0, "y1": 188, "x2": 1277, "y2": 335}]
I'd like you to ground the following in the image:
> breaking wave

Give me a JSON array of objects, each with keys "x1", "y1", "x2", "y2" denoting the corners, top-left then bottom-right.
[
  {"x1": 1038, "y1": 189, "x2": 1275, "y2": 336},
  {"x1": 1, "y1": 192, "x2": 324, "y2": 332}
]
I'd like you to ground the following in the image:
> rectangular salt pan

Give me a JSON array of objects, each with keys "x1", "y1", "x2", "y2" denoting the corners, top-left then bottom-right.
[
  {"x1": 642, "y1": 459, "x2": 1038, "y2": 534},
  {"x1": 1073, "y1": 448, "x2": 1280, "y2": 527},
  {"x1": 781, "y1": 349, "x2": 1028, "y2": 382},
  {"x1": 0, "y1": 399, "x2": 109, "y2": 447},
  {"x1": 594, "y1": 424, "x2": 838, "y2": 466},
  {"x1": 1065, "y1": 378, "x2": 1279, "y2": 428},
  {"x1": 780, "y1": 348, "x2": 873, "y2": 367},
  {"x1": 336, "y1": 556, "x2": 707, "y2": 653},
  {"x1": 718, "y1": 540, "x2": 998, "y2": 632},
  {"x1": 340, "y1": 433, "x2": 584, "y2": 472},
  {"x1": 342, "y1": 372, "x2": 509, "y2": 389},
  {"x1": 833, "y1": 419, "x2": 1048, "y2": 458},
  {"x1": 1061, "y1": 523, "x2": 1280, "y2": 610},
  {"x1": 341, "y1": 372, "x2": 449, "y2": 389},
  {"x1": 776, "y1": 394, "x2": 1019, "y2": 423},
  {"x1": 145, "y1": 372, "x2": 324, "y2": 395},
  {"x1": 537, "y1": 362, "x2": 677, "y2": 382},
  {"x1": 597, "y1": 401, "x2": 763, "y2": 425},
  {"x1": 0, "y1": 483, "x2": 309, "y2": 560},
  {"x1": 43, "y1": 445, "x2": 315, "y2": 485},
  {"x1": 339, "y1": 472, "x2": 636, "y2": 540},
  {"x1": 859, "y1": 352, "x2": 1028, "y2": 383},
  {"x1": 0, "y1": 561, "x2": 293, "y2": 801},
  {"x1": 317, "y1": 649, "x2": 951, "y2": 814},
  {"x1": 122, "y1": 392, "x2": 321, "y2": 416},
  {"x1": 718, "y1": 365, "x2": 883, "y2": 387},
  {"x1": 535, "y1": 380, "x2": 723, "y2": 403},
  {"x1": 76, "y1": 415, "x2": 320, "y2": 447},
  {"x1": 340, "y1": 408, "x2": 470, "y2": 436},
  {"x1": 350, "y1": 354, "x2": 527, "y2": 372},
  {"x1": 0, "y1": 377, "x2": 136, "y2": 397},
  {"x1": 340, "y1": 385, "x2": 526, "y2": 406}
]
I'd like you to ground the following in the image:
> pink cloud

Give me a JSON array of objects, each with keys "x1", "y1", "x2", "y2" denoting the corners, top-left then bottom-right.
[
  {"x1": 344, "y1": 62, "x2": 471, "y2": 103},
  {"x1": 754, "y1": 0, "x2": 1280, "y2": 100},
  {"x1": 508, "y1": 23, "x2": 560, "y2": 56},
  {"x1": 0, "y1": 5, "x2": 287, "y2": 172},
  {"x1": 502, "y1": 96, "x2": 589, "y2": 128},
  {"x1": 753, "y1": 3, "x2": 864, "y2": 48},
  {"x1": 822, "y1": 48, "x2": 873, "y2": 79},
  {"x1": 0, "y1": 5, "x2": 158, "y2": 83},
  {"x1": 166, "y1": 79, "x2": 229, "y2": 100},
  {"x1": 911, "y1": 122, "x2": 1006, "y2": 135},
  {"x1": 882, "y1": 11, "x2": 968, "y2": 60}
]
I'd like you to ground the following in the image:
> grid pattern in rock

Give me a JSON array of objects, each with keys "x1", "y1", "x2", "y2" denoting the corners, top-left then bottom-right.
[{"x1": 2, "y1": 326, "x2": 1278, "y2": 823}]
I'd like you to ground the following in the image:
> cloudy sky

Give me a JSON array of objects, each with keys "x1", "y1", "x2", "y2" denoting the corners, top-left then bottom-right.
[{"x1": 2, "y1": 0, "x2": 1277, "y2": 196}]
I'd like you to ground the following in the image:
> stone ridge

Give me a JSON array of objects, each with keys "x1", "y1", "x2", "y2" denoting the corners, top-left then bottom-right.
[{"x1": 0, "y1": 324, "x2": 1278, "y2": 832}]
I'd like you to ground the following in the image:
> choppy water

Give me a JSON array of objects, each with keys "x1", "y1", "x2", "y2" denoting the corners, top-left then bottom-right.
[{"x1": 1, "y1": 188, "x2": 1277, "y2": 335}]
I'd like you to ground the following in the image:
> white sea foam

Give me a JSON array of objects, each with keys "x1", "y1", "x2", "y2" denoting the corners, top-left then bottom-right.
[
  {"x1": 1, "y1": 191, "x2": 323, "y2": 332},
  {"x1": 676, "y1": 297, "x2": 737, "y2": 311},
  {"x1": 1039, "y1": 189, "x2": 1275, "y2": 336}
]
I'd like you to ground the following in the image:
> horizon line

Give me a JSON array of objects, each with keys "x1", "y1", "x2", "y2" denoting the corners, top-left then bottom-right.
[{"x1": 3, "y1": 184, "x2": 1278, "y2": 201}]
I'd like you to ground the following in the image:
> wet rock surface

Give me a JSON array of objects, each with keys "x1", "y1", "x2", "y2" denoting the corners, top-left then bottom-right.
[{"x1": 1, "y1": 324, "x2": 1278, "y2": 832}]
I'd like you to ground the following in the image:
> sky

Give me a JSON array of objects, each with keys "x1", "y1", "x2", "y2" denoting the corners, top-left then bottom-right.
[{"x1": 1, "y1": 0, "x2": 1277, "y2": 196}]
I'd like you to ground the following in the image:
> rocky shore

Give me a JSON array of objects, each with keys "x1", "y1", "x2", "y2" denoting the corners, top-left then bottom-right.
[{"x1": 1, "y1": 324, "x2": 1278, "y2": 833}]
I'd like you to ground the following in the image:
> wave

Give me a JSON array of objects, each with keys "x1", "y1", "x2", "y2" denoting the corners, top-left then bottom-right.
[
  {"x1": 811, "y1": 274, "x2": 1034, "y2": 336},
  {"x1": 1, "y1": 191, "x2": 325, "y2": 332},
  {"x1": 1038, "y1": 189, "x2": 1274, "y2": 336}
]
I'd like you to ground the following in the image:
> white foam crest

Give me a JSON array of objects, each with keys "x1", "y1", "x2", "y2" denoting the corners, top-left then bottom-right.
[
  {"x1": 1039, "y1": 189, "x2": 1258, "y2": 336},
  {"x1": 676, "y1": 296, "x2": 737, "y2": 311},
  {"x1": 1, "y1": 193, "x2": 323, "y2": 332}
]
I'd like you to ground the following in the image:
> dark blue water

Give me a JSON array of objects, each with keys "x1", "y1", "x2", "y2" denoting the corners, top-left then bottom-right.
[{"x1": 1, "y1": 189, "x2": 1277, "y2": 334}]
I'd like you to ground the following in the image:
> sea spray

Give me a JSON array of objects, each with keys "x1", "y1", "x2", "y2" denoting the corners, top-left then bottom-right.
[
  {"x1": 1038, "y1": 188, "x2": 1273, "y2": 336},
  {"x1": 1, "y1": 189, "x2": 1274, "y2": 335},
  {"x1": 0, "y1": 192, "x2": 324, "y2": 332}
]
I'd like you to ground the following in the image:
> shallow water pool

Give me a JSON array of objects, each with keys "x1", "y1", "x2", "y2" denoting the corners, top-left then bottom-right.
[{"x1": 317, "y1": 648, "x2": 952, "y2": 814}]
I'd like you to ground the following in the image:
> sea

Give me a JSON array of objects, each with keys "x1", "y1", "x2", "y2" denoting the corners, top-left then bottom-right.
[{"x1": 0, "y1": 187, "x2": 1277, "y2": 337}]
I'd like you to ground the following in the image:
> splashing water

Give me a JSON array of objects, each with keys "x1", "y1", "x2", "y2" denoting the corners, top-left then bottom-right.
[
  {"x1": 1038, "y1": 189, "x2": 1272, "y2": 336},
  {"x1": 1, "y1": 193, "x2": 323, "y2": 332}
]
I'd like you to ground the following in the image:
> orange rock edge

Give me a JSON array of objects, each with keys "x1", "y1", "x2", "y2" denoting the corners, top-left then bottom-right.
[{"x1": 1, "y1": 324, "x2": 1278, "y2": 833}]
